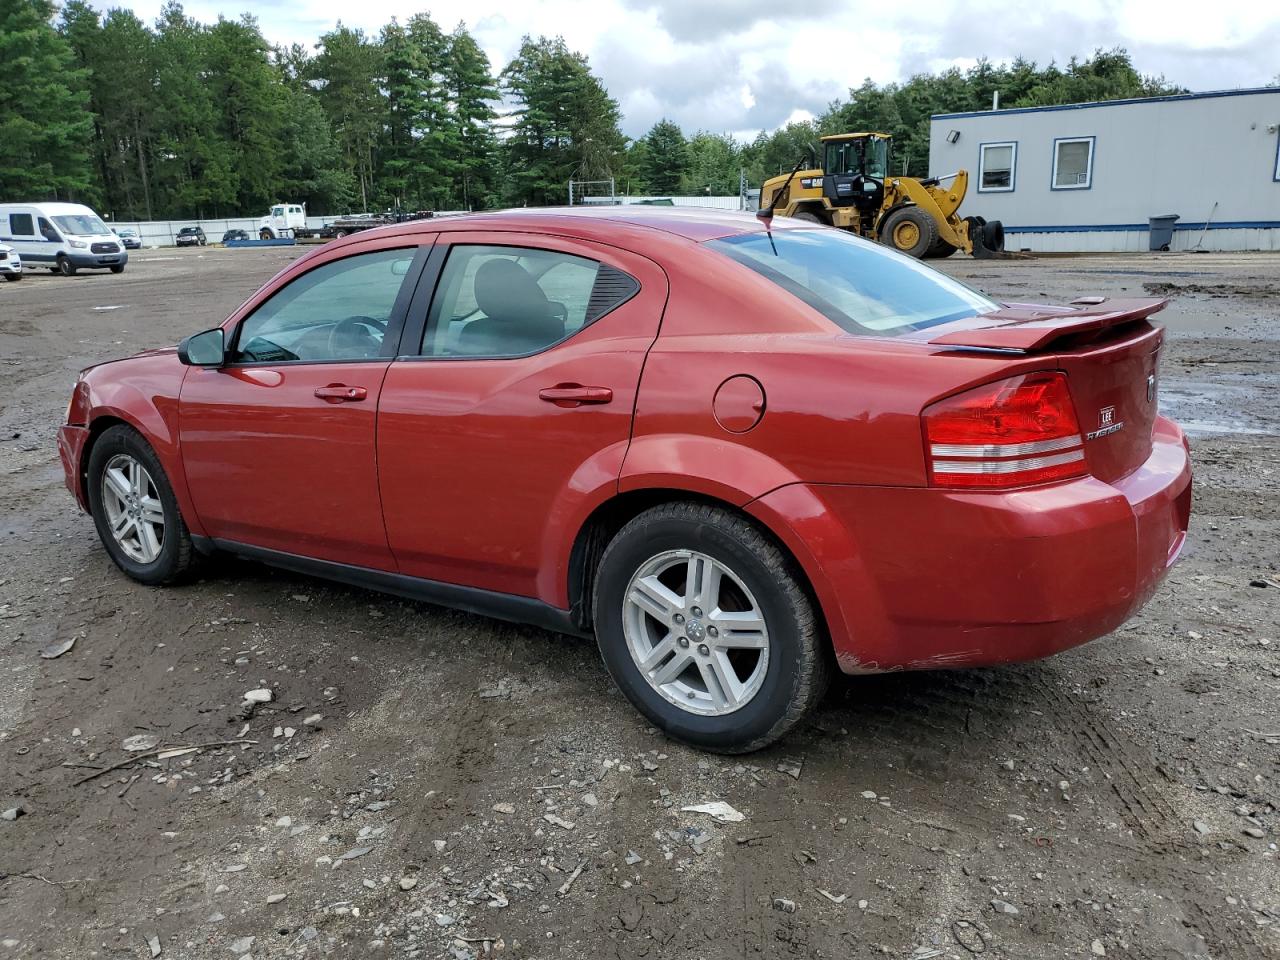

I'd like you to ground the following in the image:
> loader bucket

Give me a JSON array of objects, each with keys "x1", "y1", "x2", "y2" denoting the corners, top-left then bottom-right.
[{"x1": 966, "y1": 216, "x2": 1005, "y2": 258}]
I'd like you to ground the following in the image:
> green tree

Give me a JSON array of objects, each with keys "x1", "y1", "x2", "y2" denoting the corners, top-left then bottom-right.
[
  {"x1": 0, "y1": 0, "x2": 94, "y2": 201},
  {"x1": 680, "y1": 131, "x2": 741, "y2": 196},
  {"x1": 444, "y1": 24, "x2": 499, "y2": 210},
  {"x1": 206, "y1": 15, "x2": 287, "y2": 214},
  {"x1": 502, "y1": 36, "x2": 625, "y2": 206},
  {"x1": 152, "y1": 2, "x2": 236, "y2": 216},
  {"x1": 638, "y1": 119, "x2": 688, "y2": 194},
  {"x1": 311, "y1": 24, "x2": 383, "y2": 210},
  {"x1": 276, "y1": 86, "x2": 356, "y2": 213}
]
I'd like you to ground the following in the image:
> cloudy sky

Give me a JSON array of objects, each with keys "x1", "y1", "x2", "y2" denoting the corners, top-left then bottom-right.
[{"x1": 98, "y1": 0, "x2": 1280, "y2": 139}]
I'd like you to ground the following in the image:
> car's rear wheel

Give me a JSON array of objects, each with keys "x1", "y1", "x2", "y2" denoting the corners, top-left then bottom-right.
[
  {"x1": 86, "y1": 424, "x2": 194, "y2": 585},
  {"x1": 593, "y1": 502, "x2": 829, "y2": 753}
]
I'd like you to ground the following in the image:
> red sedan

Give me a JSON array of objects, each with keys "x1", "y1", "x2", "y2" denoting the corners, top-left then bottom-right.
[{"x1": 57, "y1": 208, "x2": 1191, "y2": 752}]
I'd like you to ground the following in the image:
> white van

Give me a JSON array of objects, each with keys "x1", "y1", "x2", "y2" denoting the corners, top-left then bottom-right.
[{"x1": 0, "y1": 202, "x2": 128, "y2": 276}]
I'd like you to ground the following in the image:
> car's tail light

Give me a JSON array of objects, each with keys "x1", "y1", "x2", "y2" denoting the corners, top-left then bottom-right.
[{"x1": 923, "y1": 371, "x2": 1086, "y2": 489}]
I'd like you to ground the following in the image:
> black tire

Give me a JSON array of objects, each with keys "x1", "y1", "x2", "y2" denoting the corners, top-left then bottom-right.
[
  {"x1": 109, "y1": 265, "x2": 125, "y2": 274},
  {"x1": 923, "y1": 239, "x2": 958, "y2": 259},
  {"x1": 3, "y1": 273, "x2": 21, "y2": 282},
  {"x1": 593, "y1": 502, "x2": 830, "y2": 753},
  {"x1": 982, "y1": 220, "x2": 1005, "y2": 253},
  {"x1": 791, "y1": 210, "x2": 824, "y2": 225},
  {"x1": 334, "y1": 229, "x2": 348, "y2": 239},
  {"x1": 880, "y1": 207, "x2": 937, "y2": 258},
  {"x1": 259, "y1": 228, "x2": 273, "y2": 240},
  {"x1": 86, "y1": 424, "x2": 195, "y2": 585},
  {"x1": 56, "y1": 255, "x2": 76, "y2": 277}
]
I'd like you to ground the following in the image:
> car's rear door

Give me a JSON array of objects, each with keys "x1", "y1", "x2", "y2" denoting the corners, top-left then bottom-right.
[
  {"x1": 377, "y1": 232, "x2": 667, "y2": 601},
  {"x1": 179, "y1": 237, "x2": 433, "y2": 569}
]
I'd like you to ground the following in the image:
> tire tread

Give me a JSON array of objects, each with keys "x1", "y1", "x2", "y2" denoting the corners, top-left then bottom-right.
[{"x1": 595, "y1": 500, "x2": 831, "y2": 753}]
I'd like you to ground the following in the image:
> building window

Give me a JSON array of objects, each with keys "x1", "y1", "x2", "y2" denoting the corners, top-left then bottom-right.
[
  {"x1": 978, "y1": 142, "x2": 1016, "y2": 192},
  {"x1": 1052, "y1": 137, "x2": 1095, "y2": 190}
]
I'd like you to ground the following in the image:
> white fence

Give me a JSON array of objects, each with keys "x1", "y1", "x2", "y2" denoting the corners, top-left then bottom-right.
[{"x1": 112, "y1": 198, "x2": 750, "y2": 248}]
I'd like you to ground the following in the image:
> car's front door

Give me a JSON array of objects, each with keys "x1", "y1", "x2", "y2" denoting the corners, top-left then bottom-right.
[
  {"x1": 179, "y1": 239, "x2": 431, "y2": 569},
  {"x1": 377, "y1": 233, "x2": 668, "y2": 601}
]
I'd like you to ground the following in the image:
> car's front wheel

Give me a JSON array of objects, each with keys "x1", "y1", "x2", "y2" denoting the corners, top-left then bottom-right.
[
  {"x1": 593, "y1": 502, "x2": 829, "y2": 753},
  {"x1": 86, "y1": 424, "x2": 195, "y2": 585}
]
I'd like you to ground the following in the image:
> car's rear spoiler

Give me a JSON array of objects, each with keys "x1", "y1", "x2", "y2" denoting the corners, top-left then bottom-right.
[{"x1": 928, "y1": 298, "x2": 1168, "y2": 353}]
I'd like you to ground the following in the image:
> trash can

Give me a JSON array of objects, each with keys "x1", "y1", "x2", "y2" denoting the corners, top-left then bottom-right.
[{"x1": 1148, "y1": 214, "x2": 1179, "y2": 252}]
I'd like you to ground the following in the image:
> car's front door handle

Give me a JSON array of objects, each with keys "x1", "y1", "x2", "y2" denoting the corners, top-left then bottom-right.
[
  {"x1": 314, "y1": 383, "x2": 368, "y2": 403},
  {"x1": 538, "y1": 384, "x2": 613, "y2": 407}
]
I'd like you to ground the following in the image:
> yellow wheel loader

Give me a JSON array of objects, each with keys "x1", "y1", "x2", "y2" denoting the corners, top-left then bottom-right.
[{"x1": 758, "y1": 132, "x2": 1005, "y2": 259}]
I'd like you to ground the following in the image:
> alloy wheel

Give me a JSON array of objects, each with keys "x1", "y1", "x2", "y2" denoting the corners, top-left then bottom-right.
[
  {"x1": 622, "y1": 549, "x2": 770, "y2": 716},
  {"x1": 100, "y1": 453, "x2": 165, "y2": 564}
]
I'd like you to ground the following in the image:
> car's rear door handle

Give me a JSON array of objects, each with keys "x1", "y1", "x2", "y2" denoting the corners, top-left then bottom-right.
[
  {"x1": 538, "y1": 384, "x2": 613, "y2": 407},
  {"x1": 314, "y1": 383, "x2": 367, "y2": 403}
]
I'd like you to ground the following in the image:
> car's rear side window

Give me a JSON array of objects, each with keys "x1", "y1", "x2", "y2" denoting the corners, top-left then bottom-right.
[
  {"x1": 709, "y1": 228, "x2": 997, "y2": 336},
  {"x1": 419, "y1": 244, "x2": 639, "y2": 358}
]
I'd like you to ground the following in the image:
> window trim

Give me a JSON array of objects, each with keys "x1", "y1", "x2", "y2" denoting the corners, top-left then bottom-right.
[
  {"x1": 1273, "y1": 130, "x2": 1280, "y2": 182},
  {"x1": 977, "y1": 140, "x2": 1017, "y2": 193},
  {"x1": 226, "y1": 244, "x2": 431, "y2": 367},
  {"x1": 1051, "y1": 136, "x2": 1095, "y2": 191},
  {"x1": 398, "y1": 240, "x2": 640, "y2": 362}
]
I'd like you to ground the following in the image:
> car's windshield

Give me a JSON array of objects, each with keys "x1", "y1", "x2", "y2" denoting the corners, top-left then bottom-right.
[
  {"x1": 708, "y1": 228, "x2": 997, "y2": 335},
  {"x1": 180, "y1": 228, "x2": 199, "y2": 235},
  {"x1": 53, "y1": 214, "x2": 110, "y2": 237}
]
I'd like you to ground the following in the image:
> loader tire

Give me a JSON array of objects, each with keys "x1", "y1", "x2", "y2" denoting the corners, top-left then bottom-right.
[
  {"x1": 791, "y1": 210, "x2": 825, "y2": 225},
  {"x1": 923, "y1": 239, "x2": 958, "y2": 259},
  {"x1": 881, "y1": 207, "x2": 936, "y2": 259}
]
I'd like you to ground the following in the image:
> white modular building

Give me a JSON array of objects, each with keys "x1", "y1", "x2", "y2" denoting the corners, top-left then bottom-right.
[{"x1": 929, "y1": 87, "x2": 1280, "y2": 252}]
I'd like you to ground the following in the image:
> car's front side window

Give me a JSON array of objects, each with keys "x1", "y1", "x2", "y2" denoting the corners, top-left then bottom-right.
[
  {"x1": 420, "y1": 244, "x2": 638, "y2": 358},
  {"x1": 233, "y1": 248, "x2": 416, "y2": 364}
]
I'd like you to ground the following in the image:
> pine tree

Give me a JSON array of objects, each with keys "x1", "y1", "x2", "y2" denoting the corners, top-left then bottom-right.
[
  {"x1": 502, "y1": 36, "x2": 624, "y2": 206},
  {"x1": 152, "y1": 2, "x2": 236, "y2": 216},
  {"x1": 443, "y1": 25, "x2": 498, "y2": 210},
  {"x1": 639, "y1": 120, "x2": 689, "y2": 194},
  {"x1": 0, "y1": 0, "x2": 94, "y2": 201},
  {"x1": 206, "y1": 15, "x2": 287, "y2": 214},
  {"x1": 311, "y1": 24, "x2": 383, "y2": 211}
]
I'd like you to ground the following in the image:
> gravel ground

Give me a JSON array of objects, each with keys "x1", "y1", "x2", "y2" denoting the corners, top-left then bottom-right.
[{"x1": 0, "y1": 245, "x2": 1277, "y2": 960}]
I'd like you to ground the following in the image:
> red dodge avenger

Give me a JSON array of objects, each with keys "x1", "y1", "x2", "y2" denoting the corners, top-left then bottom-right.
[{"x1": 58, "y1": 208, "x2": 1191, "y2": 752}]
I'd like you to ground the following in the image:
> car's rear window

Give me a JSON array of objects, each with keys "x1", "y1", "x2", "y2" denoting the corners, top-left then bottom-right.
[{"x1": 708, "y1": 228, "x2": 997, "y2": 336}]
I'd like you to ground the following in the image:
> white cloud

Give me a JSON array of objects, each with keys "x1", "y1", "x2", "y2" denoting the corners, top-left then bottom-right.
[{"x1": 96, "y1": 0, "x2": 1280, "y2": 138}]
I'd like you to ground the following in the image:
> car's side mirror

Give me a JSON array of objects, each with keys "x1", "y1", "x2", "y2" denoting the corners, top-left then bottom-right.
[{"x1": 178, "y1": 328, "x2": 226, "y2": 367}]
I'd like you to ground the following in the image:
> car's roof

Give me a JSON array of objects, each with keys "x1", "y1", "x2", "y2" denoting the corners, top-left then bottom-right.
[{"x1": 422, "y1": 206, "x2": 808, "y2": 243}]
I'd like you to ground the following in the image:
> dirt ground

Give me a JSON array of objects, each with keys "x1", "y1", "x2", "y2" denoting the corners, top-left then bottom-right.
[{"x1": 0, "y1": 244, "x2": 1277, "y2": 960}]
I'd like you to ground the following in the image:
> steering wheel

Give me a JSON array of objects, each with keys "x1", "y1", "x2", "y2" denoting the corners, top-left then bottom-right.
[{"x1": 327, "y1": 315, "x2": 385, "y2": 359}]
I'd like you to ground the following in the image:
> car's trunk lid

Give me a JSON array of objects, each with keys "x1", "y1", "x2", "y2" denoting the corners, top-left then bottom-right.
[{"x1": 926, "y1": 298, "x2": 1168, "y2": 483}]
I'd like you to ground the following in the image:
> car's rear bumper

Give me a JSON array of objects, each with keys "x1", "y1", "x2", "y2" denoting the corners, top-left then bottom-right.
[
  {"x1": 58, "y1": 424, "x2": 90, "y2": 512},
  {"x1": 748, "y1": 416, "x2": 1191, "y2": 673}
]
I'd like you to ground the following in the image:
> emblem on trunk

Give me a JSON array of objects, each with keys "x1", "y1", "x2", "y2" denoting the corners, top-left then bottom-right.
[{"x1": 1086, "y1": 405, "x2": 1125, "y2": 440}]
